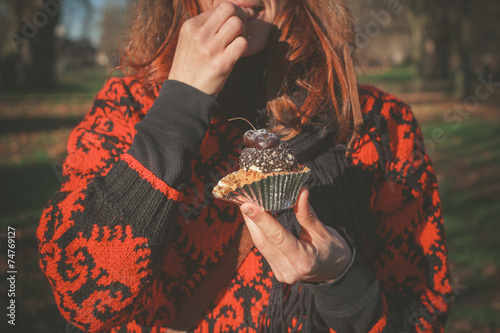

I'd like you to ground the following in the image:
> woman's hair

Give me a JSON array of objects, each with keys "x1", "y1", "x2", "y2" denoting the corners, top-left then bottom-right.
[
  {"x1": 121, "y1": 0, "x2": 358, "y2": 142},
  {"x1": 120, "y1": 1, "x2": 198, "y2": 88}
]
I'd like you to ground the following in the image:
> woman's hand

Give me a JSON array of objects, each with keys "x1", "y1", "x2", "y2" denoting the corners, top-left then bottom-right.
[
  {"x1": 168, "y1": 2, "x2": 254, "y2": 97},
  {"x1": 240, "y1": 189, "x2": 352, "y2": 284}
]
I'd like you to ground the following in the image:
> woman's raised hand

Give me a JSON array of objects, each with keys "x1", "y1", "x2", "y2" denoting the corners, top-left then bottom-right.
[
  {"x1": 240, "y1": 189, "x2": 353, "y2": 284},
  {"x1": 168, "y1": 2, "x2": 254, "y2": 97}
]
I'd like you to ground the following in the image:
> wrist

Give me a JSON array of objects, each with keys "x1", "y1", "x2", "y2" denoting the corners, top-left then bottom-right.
[
  {"x1": 324, "y1": 246, "x2": 353, "y2": 283},
  {"x1": 308, "y1": 247, "x2": 356, "y2": 285}
]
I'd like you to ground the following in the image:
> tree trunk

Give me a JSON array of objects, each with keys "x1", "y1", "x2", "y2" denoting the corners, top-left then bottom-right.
[
  {"x1": 449, "y1": 0, "x2": 473, "y2": 99},
  {"x1": 4, "y1": 0, "x2": 60, "y2": 89},
  {"x1": 28, "y1": 7, "x2": 59, "y2": 87},
  {"x1": 425, "y1": 3, "x2": 449, "y2": 80},
  {"x1": 24, "y1": 0, "x2": 60, "y2": 88},
  {"x1": 405, "y1": 1, "x2": 451, "y2": 87},
  {"x1": 406, "y1": 8, "x2": 427, "y2": 89},
  {"x1": 430, "y1": 38, "x2": 449, "y2": 79}
]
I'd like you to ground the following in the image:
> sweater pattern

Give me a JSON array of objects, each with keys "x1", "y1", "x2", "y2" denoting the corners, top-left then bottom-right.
[{"x1": 37, "y1": 78, "x2": 453, "y2": 332}]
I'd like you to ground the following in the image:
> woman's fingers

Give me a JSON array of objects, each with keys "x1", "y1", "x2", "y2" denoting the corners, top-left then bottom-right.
[
  {"x1": 241, "y1": 203, "x2": 300, "y2": 255},
  {"x1": 295, "y1": 189, "x2": 348, "y2": 250},
  {"x1": 267, "y1": 260, "x2": 284, "y2": 282},
  {"x1": 242, "y1": 212, "x2": 288, "y2": 280},
  {"x1": 168, "y1": 2, "x2": 252, "y2": 97},
  {"x1": 204, "y1": 2, "x2": 251, "y2": 35},
  {"x1": 241, "y1": 203, "x2": 317, "y2": 284},
  {"x1": 223, "y1": 36, "x2": 249, "y2": 65},
  {"x1": 242, "y1": 210, "x2": 302, "y2": 284},
  {"x1": 205, "y1": 4, "x2": 251, "y2": 64},
  {"x1": 295, "y1": 189, "x2": 352, "y2": 281},
  {"x1": 216, "y1": 15, "x2": 248, "y2": 63},
  {"x1": 294, "y1": 189, "x2": 327, "y2": 237},
  {"x1": 241, "y1": 190, "x2": 353, "y2": 284}
]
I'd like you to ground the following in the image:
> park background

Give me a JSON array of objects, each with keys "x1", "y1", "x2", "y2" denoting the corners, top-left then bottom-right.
[{"x1": 0, "y1": 0, "x2": 499, "y2": 332}]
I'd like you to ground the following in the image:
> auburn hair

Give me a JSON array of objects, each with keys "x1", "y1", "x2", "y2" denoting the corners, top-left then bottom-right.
[{"x1": 121, "y1": 0, "x2": 359, "y2": 142}]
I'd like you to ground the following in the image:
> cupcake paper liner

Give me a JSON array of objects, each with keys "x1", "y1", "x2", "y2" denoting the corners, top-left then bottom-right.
[{"x1": 213, "y1": 169, "x2": 311, "y2": 211}]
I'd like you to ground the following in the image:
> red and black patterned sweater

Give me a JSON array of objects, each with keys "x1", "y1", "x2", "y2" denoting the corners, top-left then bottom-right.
[{"x1": 37, "y1": 76, "x2": 453, "y2": 332}]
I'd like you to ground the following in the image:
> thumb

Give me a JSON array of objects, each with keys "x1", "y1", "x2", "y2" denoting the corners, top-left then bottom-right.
[{"x1": 294, "y1": 188, "x2": 323, "y2": 232}]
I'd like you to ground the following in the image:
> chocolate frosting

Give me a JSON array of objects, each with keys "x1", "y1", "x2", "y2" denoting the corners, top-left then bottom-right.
[{"x1": 239, "y1": 142, "x2": 299, "y2": 173}]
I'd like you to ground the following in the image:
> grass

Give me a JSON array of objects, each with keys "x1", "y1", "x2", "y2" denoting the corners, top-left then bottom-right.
[
  {"x1": 0, "y1": 68, "x2": 118, "y2": 101},
  {"x1": 357, "y1": 65, "x2": 416, "y2": 83},
  {"x1": 1, "y1": 66, "x2": 499, "y2": 332}
]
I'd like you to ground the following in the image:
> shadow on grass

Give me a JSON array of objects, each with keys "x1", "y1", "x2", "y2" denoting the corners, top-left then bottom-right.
[
  {"x1": 0, "y1": 163, "x2": 75, "y2": 332},
  {"x1": 0, "y1": 117, "x2": 83, "y2": 134},
  {"x1": 0, "y1": 164, "x2": 62, "y2": 226},
  {"x1": 0, "y1": 68, "x2": 114, "y2": 99}
]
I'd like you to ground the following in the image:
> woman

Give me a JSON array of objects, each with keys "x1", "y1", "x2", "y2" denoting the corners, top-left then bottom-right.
[{"x1": 37, "y1": 0, "x2": 453, "y2": 332}]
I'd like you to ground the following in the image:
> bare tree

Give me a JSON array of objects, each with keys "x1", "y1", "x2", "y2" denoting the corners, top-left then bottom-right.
[
  {"x1": 405, "y1": 1, "x2": 450, "y2": 85},
  {"x1": 0, "y1": 0, "x2": 91, "y2": 89},
  {"x1": 448, "y1": 0, "x2": 474, "y2": 98}
]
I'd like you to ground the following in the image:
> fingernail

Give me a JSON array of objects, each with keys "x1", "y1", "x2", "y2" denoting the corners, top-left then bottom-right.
[
  {"x1": 246, "y1": 8, "x2": 255, "y2": 19},
  {"x1": 241, "y1": 205, "x2": 254, "y2": 217}
]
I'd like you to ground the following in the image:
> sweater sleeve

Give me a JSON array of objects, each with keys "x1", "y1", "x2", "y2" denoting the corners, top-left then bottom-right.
[
  {"x1": 307, "y1": 95, "x2": 454, "y2": 332},
  {"x1": 36, "y1": 78, "x2": 218, "y2": 332},
  {"x1": 365, "y1": 102, "x2": 454, "y2": 333}
]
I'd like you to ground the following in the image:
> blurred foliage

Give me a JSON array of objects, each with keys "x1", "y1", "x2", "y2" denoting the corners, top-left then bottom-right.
[{"x1": 352, "y1": 0, "x2": 500, "y2": 97}]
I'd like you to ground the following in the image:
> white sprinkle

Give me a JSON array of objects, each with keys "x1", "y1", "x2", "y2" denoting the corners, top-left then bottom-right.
[{"x1": 250, "y1": 165, "x2": 263, "y2": 172}]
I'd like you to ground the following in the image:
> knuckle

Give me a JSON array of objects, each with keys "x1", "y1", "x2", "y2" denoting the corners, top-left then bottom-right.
[
  {"x1": 282, "y1": 272, "x2": 298, "y2": 285},
  {"x1": 192, "y1": 30, "x2": 204, "y2": 44},
  {"x1": 180, "y1": 19, "x2": 195, "y2": 34},
  {"x1": 275, "y1": 274, "x2": 285, "y2": 283},
  {"x1": 298, "y1": 207, "x2": 317, "y2": 223},
  {"x1": 203, "y1": 44, "x2": 216, "y2": 57},
  {"x1": 267, "y1": 229, "x2": 286, "y2": 246},
  {"x1": 226, "y1": 16, "x2": 244, "y2": 32},
  {"x1": 305, "y1": 209, "x2": 317, "y2": 222},
  {"x1": 212, "y1": 57, "x2": 229, "y2": 73},
  {"x1": 252, "y1": 236, "x2": 266, "y2": 250},
  {"x1": 295, "y1": 259, "x2": 316, "y2": 276},
  {"x1": 219, "y1": 1, "x2": 237, "y2": 14},
  {"x1": 235, "y1": 36, "x2": 249, "y2": 51}
]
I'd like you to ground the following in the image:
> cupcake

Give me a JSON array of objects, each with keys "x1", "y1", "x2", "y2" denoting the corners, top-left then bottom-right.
[{"x1": 212, "y1": 128, "x2": 311, "y2": 211}]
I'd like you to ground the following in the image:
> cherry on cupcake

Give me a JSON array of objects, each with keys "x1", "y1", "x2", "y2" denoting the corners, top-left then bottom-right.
[{"x1": 244, "y1": 129, "x2": 280, "y2": 149}]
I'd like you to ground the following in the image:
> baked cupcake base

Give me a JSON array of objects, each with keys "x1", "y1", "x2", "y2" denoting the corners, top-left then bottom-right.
[{"x1": 212, "y1": 166, "x2": 311, "y2": 211}]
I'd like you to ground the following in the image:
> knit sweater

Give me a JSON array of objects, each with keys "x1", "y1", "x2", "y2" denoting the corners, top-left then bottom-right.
[{"x1": 37, "y1": 76, "x2": 453, "y2": 332}]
